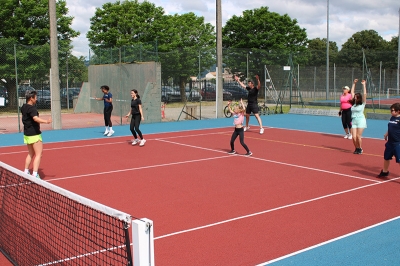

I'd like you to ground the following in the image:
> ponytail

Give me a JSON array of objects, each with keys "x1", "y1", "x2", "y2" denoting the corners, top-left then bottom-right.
[{"x1": 132, "y1": 89, "x2": 140, "y2": 99}]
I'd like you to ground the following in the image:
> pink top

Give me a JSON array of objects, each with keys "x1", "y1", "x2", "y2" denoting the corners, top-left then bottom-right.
[
  {"x1": 340, "y1": 93, "x2": 352, "y2": 110},
  {"x1": 233, "y1": 112, "x2": 244, "y2": 126}
]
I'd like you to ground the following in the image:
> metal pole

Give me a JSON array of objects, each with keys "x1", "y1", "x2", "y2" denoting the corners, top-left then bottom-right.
[
  {"x1": 379, "y1": 61, "x2": 382, "y2": 108},
  {"x1": 264, "y1": 65, "x2": 267, "y2": 103},
  {"x1": 66, "y1": 54, "x2": 69, "y2": 110},
  {"x1": 49, "y1": 0, "x2": 62, "y2": 129},
  {"x1": 326, "y1": 0, "x2": 329, "y2": 100},
  {"x1": 333, "y1": 63, "x2": 336, "y2": 107},
  {"x1": 216, "y1": 0, "x2": 223, "y2": 117},
  {"x1": 313, "y1": 67, "x2": 316, "y2": 101},
  {"x1": 14, "y1": 44, "x2": 21, "y2": 132},
  {"x1": 397, "y1": 7, "x2": 400, "y2": 94}
]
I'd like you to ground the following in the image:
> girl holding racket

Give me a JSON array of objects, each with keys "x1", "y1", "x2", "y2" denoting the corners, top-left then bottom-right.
[
  {"x1": 227, "y1": 99, "x2": 252, "y2": 156},
  {"x1": 21, "y1": 90, "x2": 52, "y2": 179},
  {"x1": 125, "y1": 89, "x2": 146, "y2": 146}
]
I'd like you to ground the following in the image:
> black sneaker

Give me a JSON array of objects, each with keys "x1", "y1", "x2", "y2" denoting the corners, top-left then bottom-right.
[
  {"x1": 353, "y1": 148, "x2": 359, "y2": 154},
  {"x1": 244, "y1": 152, "x2": 252, "y2": 156},
  {"x1": 228, "y1": 150, "x2": 236, "y2": 154},
  {"x1": 377, "y1": 170, "x2": 389, "y2": 178},
  {"x1": 358, "y1": 148, "x2": 363, "y2": 154}
]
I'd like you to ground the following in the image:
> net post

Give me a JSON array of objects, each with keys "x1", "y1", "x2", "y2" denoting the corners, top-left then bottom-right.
[
  {"x1": 124, "y1": 222, "x2": 134, "y2": 266},
  {"x1": 132, "y1": 218, "x2": 155, "y2": 266}
]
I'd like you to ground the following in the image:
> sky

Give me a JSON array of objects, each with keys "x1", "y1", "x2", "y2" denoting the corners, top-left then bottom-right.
[{"x1": 66, "y1": 0, "x2": 400, "y2": 58}]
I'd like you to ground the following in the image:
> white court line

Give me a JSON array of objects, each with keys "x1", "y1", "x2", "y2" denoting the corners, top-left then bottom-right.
[
  {"x1": 154, "y1": 177, "x2": 400, "y2": 241},
  {"x1": 46, "y1": 155, "x2": 232, "y2": 182},
  {"x1": 156, "y1": 139, "x2": 380, "y2": 183},
  {"x1": 257, "y1": 215, "x2": 400, "y2": 265}
]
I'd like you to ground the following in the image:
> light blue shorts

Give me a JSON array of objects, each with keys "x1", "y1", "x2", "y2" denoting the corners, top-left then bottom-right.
[{"x1": 351, "y1": 117, "x2": 367, "y2": 129}]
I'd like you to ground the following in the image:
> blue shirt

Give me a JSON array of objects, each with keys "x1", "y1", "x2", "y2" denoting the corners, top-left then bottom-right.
[
  {"x1": 103, "y1": 92, "x2": 112, "y2": 108},
  {"x1": 388, "y1": 116, "x2": 400, "y2": 144}
]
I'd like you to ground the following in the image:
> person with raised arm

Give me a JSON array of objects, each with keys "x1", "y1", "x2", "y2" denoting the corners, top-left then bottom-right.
[{"x1": 350, "y1": 79, "x2": 367, "y2": 154}]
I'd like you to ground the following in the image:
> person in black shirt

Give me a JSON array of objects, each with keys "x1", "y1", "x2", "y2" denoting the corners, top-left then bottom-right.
[
  {"x1": 235, "y1": 75, "x2": 264, "y2": 134},
  {"x1": 95, "y1": 85, "x2": 114, "y2": 136},
  {"x1": 21, "y1": 90, "x2": 52, "y2": 179},
  {"x1": 377, "y1": 103, "x2": 400, "y2": 177},
  {"x1": 125, "y1": 89, "x2": 146, "y2": 146}
]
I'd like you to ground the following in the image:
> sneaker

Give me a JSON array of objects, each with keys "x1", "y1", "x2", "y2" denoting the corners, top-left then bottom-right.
[
  {"x1": 358, "y1": 148, "x2": 363, "y2": 154},
  {"x1": 228, "y1": 150, "x2": 236, "y2": 154},
  {"x1": 347, "y1": 134, "x2": 352, "y2": 140},
  {"x1": 32, "y1": 173, "x2": 41, "y2": 179},
  {"x1": 139, "y1": 139, "x2": 146, "y2": 146},
  {"x1": 260, "y1": 128, "x2": 264, "y2": 134},
  {"x1": 107, "y1": 130, "x2": 114, "y2": 137},
  {"x1": 244, "y1": 126, "x2": 250, "y2": 132},
  {"x1": 244, "y1": 152, "x2": 252, "y2": 156},
  {"x1": 344, "y1": 134, "x2": 348, "y2": 139},
  {"x1": 103, "y1": 130, "x2": 109, "y2": 136},
  {"x1": 353, "y1": 148, "x2": 358, "y2": 154},
  {"x1": 132, "y1": 139, "x2": 139, "y2": 145},
  {"x1": 377, "y1": 170, "x2": 389, "y2": 178}
]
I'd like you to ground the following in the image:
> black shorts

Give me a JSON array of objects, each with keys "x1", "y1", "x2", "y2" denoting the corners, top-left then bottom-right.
[
  {"x1": 246, "y1": 103, "x2": 259, "y2": 115},
  {"x1": 384, "y1": 142, "x2": 400, "y2": 163}
]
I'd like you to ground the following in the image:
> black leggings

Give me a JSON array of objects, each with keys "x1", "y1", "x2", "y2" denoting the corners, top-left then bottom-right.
[
  {"x1": 104, "y1": 106, "x2": 113, "y2": 127},
  {"x1": 230, "y1": 127, "x2": 249, "y2": 152},
  {"x1": 341, "y1": 108, "x2": 352, "y2": 129},
  {"x1": 130, "y1": 114, "x2": 143, "y2": 139}
]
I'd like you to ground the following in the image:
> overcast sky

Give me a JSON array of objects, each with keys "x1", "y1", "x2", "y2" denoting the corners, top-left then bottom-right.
[{"x1": 66, "y1": 0, "x2": 399, "y2": 58}]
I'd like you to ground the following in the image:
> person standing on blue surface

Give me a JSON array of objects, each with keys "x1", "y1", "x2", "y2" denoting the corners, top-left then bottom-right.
[
  {"x1": 21, "y1": 90, "x2": 52, "y2": 179},
  {"x1": 350, "y1": 79, "x2": 367, "y2": 154},
  {"x1": 235, "y1": 75, "x2": 264, "y2": 134},
  {"x1": 125, "y1": 89, "x2": 146, "y2": 146},
  {"x1": 339, "y1": 85, "x2": 352, "y2": 139},
  {"x1": 95, "y1": 85, "x2": 114, "y2": 136},
  {"x1": 227, "y1": 99, "x2": 252, "y2": 156},
  {"x1": 377, "y1": 103, "x2": 400, "y2": 178}
]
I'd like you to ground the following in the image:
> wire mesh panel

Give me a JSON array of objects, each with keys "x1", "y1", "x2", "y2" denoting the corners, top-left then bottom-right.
[{"x1": 0, "y1": 162, "x2": 133, "y2": 266}]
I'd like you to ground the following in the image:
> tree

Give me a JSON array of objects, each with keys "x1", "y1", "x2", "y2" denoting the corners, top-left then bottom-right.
[
  {"x1": 87, "y1": 1, "x2": 215, "y2": 101},
  {"x1": 156, "y1": 13, "x2": 215, "y2": 100},
  {"x1": 307, "y1": 38, "x2": 338, "y2": 67},
  {"x1": 222, "y1": 6, "x2": 308, "y2": 78},
  {"x1": 336, "y1": 30, "x2": 387, "y2": 68},
  {"x1": 0, "y1": 0, "x2": 80, "y2": 108}
]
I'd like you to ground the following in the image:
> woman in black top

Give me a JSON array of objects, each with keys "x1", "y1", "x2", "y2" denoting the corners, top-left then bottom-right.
[
  {"x1": 235, "y1": 75, "x2": 264, "y2": 134},
  {"x1": 125, "y1": 89, "x2": 146, "y2": 146},
  {"x1": 21, "y1": 90, "x2": 52, "y2": 179}
]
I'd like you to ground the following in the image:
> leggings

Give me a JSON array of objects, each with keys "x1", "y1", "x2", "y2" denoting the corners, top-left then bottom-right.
[
  {"x1": 230, "y1": 127, "x2": 249, "y2": 153},
  {"x1": 341, "y1": 108, "x2": 352, "y2": 129},
  {"x1": 104, "y1": 106, "x2": 113, "y2": 127},
  {"x1": 130, "y1": 114, "x2": 143, "y2": 139}
]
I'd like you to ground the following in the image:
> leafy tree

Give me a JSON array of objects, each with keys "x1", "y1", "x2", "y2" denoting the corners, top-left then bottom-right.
[
  {"x1": 307, "y1": 38, "x2": 338, "y2": 67},
  {"x1": 87, "y1": 1, "x2": 215, "y2": 101},
  {"x1": 222, "y1": 6, "x2": 308, "y2": 78},
  {"x1": 0, "y1": 0, "x2": 80, "y2": 107},
  {"x1": 336, "y1": 30, "x2": 387, "y2": 68}
]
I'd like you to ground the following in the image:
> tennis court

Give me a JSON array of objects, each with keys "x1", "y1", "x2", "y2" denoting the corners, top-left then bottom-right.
[{"x1": 1, "y1": 113, "x2": 400, "y2": 265}]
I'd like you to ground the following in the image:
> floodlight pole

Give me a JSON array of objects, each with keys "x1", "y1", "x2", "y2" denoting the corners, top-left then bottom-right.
[
  {"x1": 216, "y1": 0, "x2": 223, "y2": 117},
  {"x1": 326, "y1": 0, "x2": 329, "y2": 100},
  {"x1": 49, "y1": 0, "x2": 62, "y2": 129}
]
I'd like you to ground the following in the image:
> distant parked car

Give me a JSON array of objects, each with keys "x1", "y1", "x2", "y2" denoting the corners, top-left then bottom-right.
[
  {"x1": 185, "y1": 87, "x2": 202, "y2": 102},
  {"x1": 223, "y1": 83, "x2": 248, "y2": 100},
  {"x1": 161, "y1": 87, "x2": 181, "y2": 102},
  {"x1": 18, "y1": 85, "x2": 36, "y2": 97},
  {"x1": 200, "y1": 84, "x2": 232, "y2": 101},
  {"x1": 0, "y1": 86, "x2": 9, "y2": 107},
  {"x1": 36, "y1": 90, "x2": 51, "y2": 109},
  {"x1": 61, "y1": 87, "x2": 81, "y2": 108}
]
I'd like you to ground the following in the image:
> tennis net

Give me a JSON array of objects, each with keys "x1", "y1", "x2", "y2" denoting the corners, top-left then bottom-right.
[{"x1": 0, "y1": 161, "x2": 133, "y2": 266}]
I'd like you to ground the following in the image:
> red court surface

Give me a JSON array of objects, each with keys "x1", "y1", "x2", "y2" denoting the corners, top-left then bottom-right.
[{"x1": 1, "y1": 127, "x2": 400, "y2": 265}]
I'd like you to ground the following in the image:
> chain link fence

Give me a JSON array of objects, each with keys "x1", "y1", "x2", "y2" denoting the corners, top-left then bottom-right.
[{"x1": 1, "y1": 40, "x2": 399, "y2": 133}]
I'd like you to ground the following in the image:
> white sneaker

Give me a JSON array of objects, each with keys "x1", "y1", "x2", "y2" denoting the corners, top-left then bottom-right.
[
  {"x1": 244, "y1": 126, "x2": 250, "y2": 132},
  {"x1": 347, "y1": 134, "x2": 352, "y2": 140},
  {"x1": 104, "y1": 130, "x2": 109, "y2": 136},
  {"x1": 260, "y1": 128, "x2": 264, "y2": 134},
  {"x1": 132, "y1": 139, "x2": 139, "y2": 145},
  {"x1": 107, "y1": 130, "x2": 114, "y2": 137},
  {"x1": 139, "y1": 139, "x2": 146, "y2": 146}
]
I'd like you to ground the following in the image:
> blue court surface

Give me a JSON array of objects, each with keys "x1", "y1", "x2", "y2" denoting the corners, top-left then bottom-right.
[{"x1": 1, "y1": 113, "x2": 398, "y2": 265}]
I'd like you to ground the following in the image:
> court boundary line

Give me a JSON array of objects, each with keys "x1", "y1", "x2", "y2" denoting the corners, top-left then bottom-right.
[
  {"x1": 156, "y1": 139, "x2": 381, "y2": 183},
  {"x1": 154, "y1": 177, "x2": 400, "y2": 241},
  {"x1": 257, "y1": 215, "x2": 400, "y2": 265}
]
